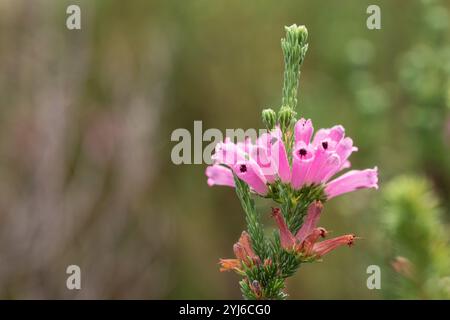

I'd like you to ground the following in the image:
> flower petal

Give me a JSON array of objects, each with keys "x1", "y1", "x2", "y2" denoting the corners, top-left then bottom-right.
[
  {"x1": 271, "y1": 208, "x2": 296, "y2": 250},
  {"x1": 291, "y1": 142, "x2": 315, "y2": 189},
  {"x1": 313, "y1": 125, "x2": 345, "y2": 146},
  {"x1": 212, "y1": 139, "x2": 246, "y2": 166},
  {"x1": 300, "y1": 227, "x2": 328, "y2": 256},
  {"x1": 270, "y1": 131, "x2": 291, "y2": 183},
  {"x1": 334, "y1": 137, "x2": 358, "y2": 170},
  {"x1": 295, "y1": 201, "x2": 323, "y2": 243},
  {"x1": 232, "y1": 160, "x2": 268, "y2": 195},
  {"x1": 294, "y1": 118, "x2": 314, "y2": 145},
  {"x1": 238, "y1": 231, "x2": 257, "y2": 259},
  {"x1": 205, "y1": 165, "x2": 235, "y2": 187},
  {"x1": 219, "y1": 258, "x2": 241, "y2": 272},
  {"x1": 325, "y1": 167, "x2": 378, "y2": 199},
  {"x1": 312, "y1": 234, "x2": 356, "y2": 257}
]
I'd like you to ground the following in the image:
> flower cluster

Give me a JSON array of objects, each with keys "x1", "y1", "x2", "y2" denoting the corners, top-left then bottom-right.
[
  {"x1": 271, "y1": 201, "x2": 356, "y2": 258},
  {"x1": 219, "y1": 200, "x2": 357, "y2": 276},
  {"x1": 206, "y1": 118, "x2": 378, "y2": 200}
]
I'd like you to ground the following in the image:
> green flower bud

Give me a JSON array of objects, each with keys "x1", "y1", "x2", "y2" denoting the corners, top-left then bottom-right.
[
  {"x1": 281, "y1": 25, "x2": 309, "y2": 111},
  {"x1": 262, "y1": 108, "x2": 277, "y2": 130},
  {"x1": 284, "y1": 24, "x2": 308, "y2": 47},
  {"x1": 278, "y1": 106, "x2": 296, "y2": 131}
]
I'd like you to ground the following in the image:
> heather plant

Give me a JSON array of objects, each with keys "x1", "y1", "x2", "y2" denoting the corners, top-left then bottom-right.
[
  {"x1": 205, "y1": 25, "x2": 378, "y2": 299},
  {"x1": 381, "y1": 176, "x2": 450, "y2": 299}
]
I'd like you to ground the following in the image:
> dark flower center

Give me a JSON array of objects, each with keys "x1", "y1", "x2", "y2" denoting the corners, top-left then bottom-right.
[
  {"x1": 322, "y1": 141, "x2": 328, "y2": 149},
  {"x1": 239, "y1": 164, "x2": 247, "y2": 173},
  {"x1": 298, "y1": 148, "x2": 307, "y2": 157}
]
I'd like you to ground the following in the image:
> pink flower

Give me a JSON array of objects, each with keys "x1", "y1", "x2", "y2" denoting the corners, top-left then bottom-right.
[
  {"x1": 249, "y1": 144, "x2": 277, "y2": 183},
  {"x1": 219, "y1": 231, "x2": 260, "y2": 273},
  {"x1": 311, "y1": 234, "x2": 356, "y2": 257},
  {"x1": 270, "y1": 127, "x2": 291, "y2": 183},
  {"x1": 303, "y1": 145, "x2": 340, "y2": 184},
  {"x1": 271, "y1": 207, "x2": 297, "y2": 249},
  {"x1": 212, "y1": 138, "x2": 246, "y2": 166},
  {"x1": 232, "y1": 160, "x2": 268, "y2": 195},
  {"x1": 207, "y1": 127, "x2": 290, "y2": 194},
  {"x1": 290, "y1": 119, "x2": 377, "y2": 198},
  {"x1": 271, "y1": 201, "x2": 358, "y2": 258},
  {"x1": 312, "y1": 125, "x2": 345, "y2": 147},
  {"x1": 206, "y1": 119, "x2": 378, "y2": 201},
  {"x1": 325, "y1": 167, "x2": 378, "y2": 199},
  {"x1": 295, "y1": 200, "x2": 323, "y2": 243},
  {"x1": 205, "y1": 165, "x2": 235, "y2": 187},
  {"x1": 295, "y1": 118, "x2": 314, "y2": 145},
  {"x1": 291, "y1": 142, "x2": 314, "y2": 189},
  {"x1": 250, "y1": 127, "x2": 290, "y2": 183}
]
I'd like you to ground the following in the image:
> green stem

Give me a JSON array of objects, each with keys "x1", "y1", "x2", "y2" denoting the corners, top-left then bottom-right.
[
  {"x1": 233, "y1": 175, "x2": 267, "y2": 260},
  {"x1": 279, "y1": 24, "x2": 309, "y2": 158}
]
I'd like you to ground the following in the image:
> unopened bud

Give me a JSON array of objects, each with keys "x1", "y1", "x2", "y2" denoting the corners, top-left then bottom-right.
[
  {"x1": 262, "y1": 108, "x2": 277, "y2": 130},
  {"x1": 285, "y1": 24, "x2": 308, "y2": 45},
  {"x1": 278, "y1": 106, "x2": 296, "y2": 131},
  {"x1": 250, "y1": 280, "x2": 262, "y2": 298}
]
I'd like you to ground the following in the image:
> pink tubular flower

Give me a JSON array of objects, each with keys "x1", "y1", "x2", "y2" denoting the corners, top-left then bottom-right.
[
  {"x1": 312, "y1": 125, "x2": 345, "y2": 147},
  {"x1": 295, "y1": 118, "x2": 314, "y2": 144},
  {"x1": 312, "y1": 234, "x2": 356, "y2": 257},
  {"x1": 212, "y1": 138, "x2": 246, "y2": 166},
  {"x1": 295, "y1": 201, "x2": 323, "y2": 243},
  {"x1": 271, "y1": 208, "x2": 296, "y2": 249},
  {"x1": 251, "y1": 127, "x2": 290, "y2": 183},
  {"x1": 270, "y1": 127, "x2": 291, "y2": 183},
  {"x1": 206, "y1": 127, "x2": 290, "y2": 194},
  {"x1": 290, "y1": 118, "x2": 377, "y2": 198},
  {"x1": 206, "y1": 165, "x2": 235, "y2": 187},
  {"x1": 303, "y1": 145, "x2": 340, "y2": 184},
  {"x1": 219, "y1": 231, "x2": 260, "y2": 272},
  {"x1": 300, "y1": 227, "x2": 328, "y2": 256},
  {"x1": 324, "y1": 167, "x2": 378, "y2": 200},
  {"x1": 291, "y1": 142, "x2": 314, "y2": 189},
  {"x1": 206, "y1": 118, "x2": 378, "y2": 201},
  {"x1": 232, "y1": 160, "x2": 268, "y2": 195},
  {"x1": 250, "y1": 145, "x2": 277, "y2": 183},
  {"x1": 271, "y1": 201, "x2": 358, "y2": 259}
]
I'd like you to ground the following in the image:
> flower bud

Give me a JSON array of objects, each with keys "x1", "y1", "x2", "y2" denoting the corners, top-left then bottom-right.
[
  {"x1": 262, "y1": 108, "x2": 277, "y2": 130},
  {"x1": 285, "y1": 24, "x2": 308, "y2": 46},
  {"x1": 284, "y1": 24, "x2": 308, "y2": 56},
  {"x1": 250, "y1": 280, "x2": 262, "y2": 298},
  {"x1": 278, "y1": 106, "x2": 296, "y2": 131}
]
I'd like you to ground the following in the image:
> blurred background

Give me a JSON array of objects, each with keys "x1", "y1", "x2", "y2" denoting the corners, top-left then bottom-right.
[{"x1": 0, "y1": 0, "x2": 448, "y2": 299}]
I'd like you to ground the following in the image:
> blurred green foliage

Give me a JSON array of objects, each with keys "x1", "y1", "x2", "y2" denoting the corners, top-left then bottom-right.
[{"x1": 382, "y1": 176, "x2": 449, "y2": 299}]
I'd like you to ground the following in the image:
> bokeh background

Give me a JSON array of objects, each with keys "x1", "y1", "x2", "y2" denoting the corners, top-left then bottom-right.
[{"x1": 0, "y1": 0, "x2": 449, "y2": 299}]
